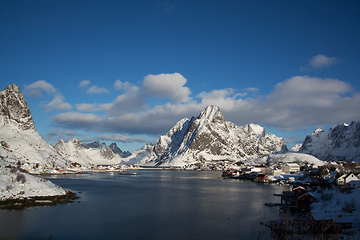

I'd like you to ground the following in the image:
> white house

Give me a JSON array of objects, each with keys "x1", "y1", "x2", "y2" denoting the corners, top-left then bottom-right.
[
  {"x1": 263, "y1": 167, "x2": 282, "y2": 176},
  {"x1": 336, "y1": 173, "x2": 359, "y2": 185},
  {"x1": 283, "y1": 163, "x2": 300, "y2": 174},
  {"x1": 251, "y1": 167, "x2": 264, "y2": 173}
]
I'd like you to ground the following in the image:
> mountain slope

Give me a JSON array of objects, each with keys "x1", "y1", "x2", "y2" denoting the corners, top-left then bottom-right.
[
  {"x1": 0, "y1": 168, "x2": 66, "y2": 201},
  {"x1": 136, "y1": 105, "x2": 287, "y2": 166},
  {"x1": 299, "y1": 121, "x2": 360, "y2": 162},
  {"x1": 109, "y1": 143, "x2": 131, "y2": 158},
  {"x1": 249, "y1": 152, "x2": 325, "y2": 166},
  {"x1": 0, "y1": 84, "x2": 69, "y2": 168},
  {"x1": 53, "y1": 138, "x2": 126, "y2": 166},
  {"x1": 0, "y1": 84, "x2": 35, "y2": 131},
  {"x1": 120, "y1": 143, "x2": 154, "y2": 165}
]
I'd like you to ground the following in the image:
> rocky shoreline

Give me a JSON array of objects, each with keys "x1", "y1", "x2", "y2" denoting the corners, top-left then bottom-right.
[{"x1": 0, "y1": 190, "x2": 79, "y2": 210}]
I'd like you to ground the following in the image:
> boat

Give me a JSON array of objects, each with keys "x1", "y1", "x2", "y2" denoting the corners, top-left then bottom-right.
[{"x1": 119, "y1": 172, "x2": 139, "y2": 175}]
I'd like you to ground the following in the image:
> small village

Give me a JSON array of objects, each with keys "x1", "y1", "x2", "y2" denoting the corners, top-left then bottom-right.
[{"x1": 222, "y1": 161, "x2": 360, "y2": 239}]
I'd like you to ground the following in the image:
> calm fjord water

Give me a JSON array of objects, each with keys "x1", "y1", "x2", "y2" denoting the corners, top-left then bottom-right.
[{"x1": 0, "y1": 170, "x2": 290, "y2": 240}]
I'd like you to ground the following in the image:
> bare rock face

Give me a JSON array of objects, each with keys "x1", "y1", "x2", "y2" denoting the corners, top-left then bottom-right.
[
  {"x1": 0, "y1": 84, "x2": 69, "y2": 167},
  {"x1": 0, "y1": 84, "x2": 35, "y2": 131},
  {"x1": 100, "y1": 147, "x2": 115, "y2": 160},
  {"x1": 53, "y1": 138, "x2": 133, "y2": 166},
  {"x1": 109, "y1": 143, "x2": 131, "y2": 158},
  {"x1": 299, "y1": 121, "x2": 360, "y2": 162},
  {"x1": 139, "y1": 105, "x2": 287, "y2": 166},
  {"x1": 81, "y1": 140, "x2": 107, "y2": 149}
]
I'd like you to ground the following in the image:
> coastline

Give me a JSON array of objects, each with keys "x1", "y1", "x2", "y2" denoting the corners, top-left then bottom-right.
[{"x1": 0, "y1": 190, "x2": 79, "y2": 210}]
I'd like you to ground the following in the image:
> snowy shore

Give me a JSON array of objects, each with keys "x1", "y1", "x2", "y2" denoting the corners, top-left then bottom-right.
[{"x1": 0, "y1": 168, "x2": 78, "y2": 209}]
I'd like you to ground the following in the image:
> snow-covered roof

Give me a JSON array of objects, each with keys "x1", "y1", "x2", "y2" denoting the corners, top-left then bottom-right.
[
  {"x1": 286, "y1": 163, "x2": 300, "y2": 167},
  {"x1": 311, "y1": 211, "x2": 356, "y2": 223},
  {"x1": 299, "y1": 192, "x2": 316, "y2": 199}
]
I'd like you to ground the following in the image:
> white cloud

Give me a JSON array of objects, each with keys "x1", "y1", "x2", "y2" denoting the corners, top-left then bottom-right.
[
  {"x1": 78, "y1": 80, "x2": 90, "y2": 88},
  {"x1": 46, "y1": 129, "x2": 80, "y2": 141},
  {"x1": 265, "y1": 76, "x2": 351, "y2": 108},
  {"x1": 249, "y1": 76, "x2": 355, "y2": 127},
  {"x1": 86, "y1": 85, "x2": 110, "y2": 94},
  {"x1": 301, "y1": 54, "x2": 339, "y2": 70},
  {"x1": 114, "y1": 80, "x2": 134, "y2": 91},
  {"x1": 24, "y1": 80, "x2": 56, "y2": 97},
  {"x1": 142, "y1": 73, "x2": 191, "y2": 103},
  {"x1": 108, "y1": 90, "x2": 146, "y2": 115},
  {"x1": 51, "y1": 75, "x2": 360, "y2": 139},
  {"x1": 309, "y1": 54, "x2": 338, "y2": 69},
  {"x1": 245, "y1": 87, "x2": 259, "y2": 92},
  {"x1": 75, "y1": 103, "x2": 113, "y2": 112},
  {"x1": 96, "y1": 134, "x2": 148, "y2": 143},
  {"x1": 23, "y1": 80, "x2": 72, "y2": 113},
  {"x1": 42, "y1": 94, "x2": 72, "y2": 113},
  {"x1": 51, "y1": 112, "x2": 103, "y2": 130},
  {"x1": 48, "y1": 129, "x2": 79, "y2": 137}
]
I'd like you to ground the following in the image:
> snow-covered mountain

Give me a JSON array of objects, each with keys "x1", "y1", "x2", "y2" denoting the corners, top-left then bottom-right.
[
  {"x1": 120, "y1": 143, "x2": 154, "y2": 165},
  {"x1": 0, "y1": 84, "x2": 69, "y2": 168},
  {"x1": 81, "y1": 140, "x2": 107, "y2": 149},
  {"x1": 289, "y1": 144, "x2": 302, "y2": 152},
  {"x1": 249, "y1": 152, "x2": 325, "y2": 166},
  {"x1": 136, "y1": 105, "x2": 287, "y2": 166},
  {"x1": 299, "y1": 121, "x2": 360, "y2": 162},
  {"x1": 109, "y1": 142, "x2": 131, "y2": 158},
  {"x1": 53, "y1": 138, "x2": 130, "y2": 166}
]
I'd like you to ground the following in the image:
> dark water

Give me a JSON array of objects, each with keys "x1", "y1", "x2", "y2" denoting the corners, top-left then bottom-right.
[{"x1": 0, "y1": 170, "x2": 290, "y2": 240}]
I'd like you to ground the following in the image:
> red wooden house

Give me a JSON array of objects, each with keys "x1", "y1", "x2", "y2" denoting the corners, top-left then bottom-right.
[
  {"x1": 296, "y1": 192, "x2": 316, "y2": 211},
  {"x1": 293, "y1": 186, "x2": 307, "y2": 198}
]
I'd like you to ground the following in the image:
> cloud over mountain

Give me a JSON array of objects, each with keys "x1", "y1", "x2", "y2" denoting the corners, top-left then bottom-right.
[
  {"x1": 24, "y1": 80, "x2": 56, "y2": 97},
  {"x1": 142, "y1": 73, "x2": 191, "y2": 103},
  {"x1": 50, "y1": 74, "x2": 360, "y2": 138},
  {"x1": 24, "y1": 80, "x2": 72, "y2": 113},
  {"x1": 42, "y1": 94, "x2": 72, "y2": 112}
]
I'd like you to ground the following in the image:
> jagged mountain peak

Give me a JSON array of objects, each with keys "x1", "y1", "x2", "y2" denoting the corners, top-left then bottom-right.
[
  {"x1": 53, "y1": 138, "x2": 132, "y2": 163},
  {"x1": 109, "y1": 142, "x2": 117, "y2": 148},
  {"x1": 0, "y1": 84, "x2": 35, "y2": 131},
  {"x1": 300, "y1": 121, "x2": 360, "y2": 162},
  {"x1": 5, "y1": 83, "x2": 19, "y2": 91},
  {"x1": 83, "y1": 140, "x2": 107, "y2": 149},
  {"x1": 244, "y1": 123, "x2": 265, "y2": 138},
  {"x1": 289, "y1": 143, "x2": 302, "y2": 152},
  {"x1": 109, "y1": 142, "x2": 131, "y2": 158},
  {"x1": 54, "y1": 139, "x2": 66, "y2": 147},
  {"x1": 310, "y1": 128, "x2": 324, "y2": 136},
  {"x1": 198, "y1": 105, "x2": 224, "y2": 123},
  {"x1": 137, "y1": 105, "x2": 287, "y2": 166},
  {"x1": 71, "y1": 138, "x2": 83, "y2": 148},
  {"x1": 0, "y1": 85, "x2": 69, "y2": 168}
]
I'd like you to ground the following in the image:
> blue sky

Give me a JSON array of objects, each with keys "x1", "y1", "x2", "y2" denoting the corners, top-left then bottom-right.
[{"x1": 1, "y1": 0, "x2": 360, "y2": 152}]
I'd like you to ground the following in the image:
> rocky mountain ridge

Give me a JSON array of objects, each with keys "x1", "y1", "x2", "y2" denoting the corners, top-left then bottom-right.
[
  {"x1": 1, "y1": 83, "x2": 359, "y2": 169},
  {"x1": 135, "y1": 105, "x2": 287, "y2": 166},
  {"x1": 0, "y1": 84, "x2": 130, "y2": 169},
  {"x1": 299, "y1": 121, "x2": 360, "y2": 162},
  {"x1": 53, "y1": 139, "x2": 131, "y2": 166},
  {"x1": 0, "y1": 84, "x2": 69, "y2": 168},
  {"x1": 109, "y1": 142, "x2": 131, "y2": 158},
  {"x1": 0, "y1": 84, "x2": 35, "y2": 131}
]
